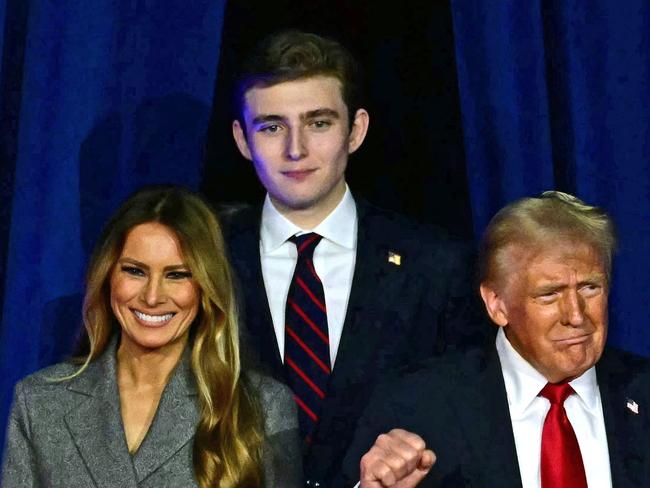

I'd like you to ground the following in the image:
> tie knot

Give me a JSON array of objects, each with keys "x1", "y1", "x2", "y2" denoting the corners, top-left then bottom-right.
[
  {"x1": 290, "y1": 233, "x2": 322, "y2": 258},
  {"x1": 539, "y1": 382, "x2": 575, "y2": 405}
]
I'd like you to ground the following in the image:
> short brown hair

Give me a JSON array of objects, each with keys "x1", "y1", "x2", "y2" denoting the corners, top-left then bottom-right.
[
  {"x1": 234, "y1": 29, "x2": 362, "y2": 126},
  {"x1": 479, "y1": 191, "x2": 616, "y2": 286}
]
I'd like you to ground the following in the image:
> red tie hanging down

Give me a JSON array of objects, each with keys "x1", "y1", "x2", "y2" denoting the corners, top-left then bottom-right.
[
  {"x1": 539, "y1": 382, "x2": 588, "y2": 488},
  {"x1": 284, "y1": 233, "x2": 331, "y2": 442}
]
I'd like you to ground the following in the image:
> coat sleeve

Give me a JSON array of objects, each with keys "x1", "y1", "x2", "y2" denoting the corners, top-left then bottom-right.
[
  {"x1": 258, "y1": 377, "x2": 304, "y2": 488},
  {"x1": 2, "y1": 381, "x2": 39, "y2": 487}
]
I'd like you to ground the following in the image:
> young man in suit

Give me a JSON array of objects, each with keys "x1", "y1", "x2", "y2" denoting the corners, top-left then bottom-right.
[
  {"x1": 345, "y1": 191, "x2": 650, "y2": 487},
  {"x1": 227, "y1": 30, "x2": 480, "y2": 485}
]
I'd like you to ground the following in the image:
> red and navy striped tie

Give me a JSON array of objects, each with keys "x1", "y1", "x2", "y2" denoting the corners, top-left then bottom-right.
[{"x1": 284, "y1": 233, "x2": 331, "y2": 442}]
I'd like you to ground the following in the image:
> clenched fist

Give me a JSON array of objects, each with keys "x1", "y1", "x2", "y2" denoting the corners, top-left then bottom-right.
[{"x1": 360, "y1": 429, "x2": 436, "y2": 488}]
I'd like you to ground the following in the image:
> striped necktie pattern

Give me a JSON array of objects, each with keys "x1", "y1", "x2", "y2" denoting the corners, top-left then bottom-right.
[{"x1": 284, "y1": 233, "x2": 331, "y2": 442}]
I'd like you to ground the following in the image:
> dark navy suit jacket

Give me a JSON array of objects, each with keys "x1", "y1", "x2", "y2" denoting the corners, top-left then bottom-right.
[
  {"x1": 222, "y1": 198, "x2": 484, "y2": 485},
  {"x1": 342, "y1": 339, "x2": 650, "y2": 487}
]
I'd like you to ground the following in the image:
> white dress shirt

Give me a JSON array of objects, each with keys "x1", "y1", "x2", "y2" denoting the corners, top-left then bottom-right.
[
  {"x1": 260, "y1": 187, "x2": 357, "y2": 366},
  {"x1": 496, "y1": 328, "x2": 612, "y2": 488}
]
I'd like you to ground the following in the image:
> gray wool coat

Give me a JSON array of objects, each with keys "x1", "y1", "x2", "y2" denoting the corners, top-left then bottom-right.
[{"x1": 1, "y1": 337, "x2": 303, "y2": 487}]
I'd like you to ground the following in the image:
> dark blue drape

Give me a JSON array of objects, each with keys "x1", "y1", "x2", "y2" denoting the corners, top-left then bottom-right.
[
  {"x1": 0, "y1": 0, "x2": 226, "y2": 448},
  {"x1": 452, "y1": 0, "x2": 650, "y2": 356}
]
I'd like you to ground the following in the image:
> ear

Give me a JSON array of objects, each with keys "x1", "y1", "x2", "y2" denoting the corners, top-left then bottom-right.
[
  {"x1": 347, "y1": 108, "x2": 369, "y2": 154},
  {"x1": 232, "y1": 120, "x2": 253, "y2": 161},
  {"x1": 479, "y1": 283, "x2": 509, "y2": 327}
]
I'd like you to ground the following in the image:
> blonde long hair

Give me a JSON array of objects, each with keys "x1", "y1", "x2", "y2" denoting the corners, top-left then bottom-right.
[{"x1": 78, "y1": 185, "x2": 263, "y2": 487}]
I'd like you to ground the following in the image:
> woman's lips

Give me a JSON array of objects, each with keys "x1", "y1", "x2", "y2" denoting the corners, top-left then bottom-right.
[{"x1": 131, "y1": 309, "x2": 175, "y2": 327}]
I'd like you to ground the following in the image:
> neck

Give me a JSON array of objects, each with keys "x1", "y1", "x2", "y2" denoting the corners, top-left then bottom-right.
[
  {"x1": 116, "y1": 336, "x2": 187, "y2": 388},
  {"x1": 272, "y1": 181, "x2": 346, "y2": 229}
]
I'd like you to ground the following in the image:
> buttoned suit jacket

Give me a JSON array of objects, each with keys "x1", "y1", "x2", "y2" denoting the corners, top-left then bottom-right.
[
  {"x1": 2, "y1": 337, "x2": 303, "y2": 487},
  {"x1": 341, "y1": 339, "x2": 650, "y2": 487},
  {"x1": 223, "y1": 198, "x2": 484, "y2": 485}
]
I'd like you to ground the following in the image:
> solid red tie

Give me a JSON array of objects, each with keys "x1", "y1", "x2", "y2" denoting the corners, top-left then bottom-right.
[{"x1": 539, "y1": 382, "x2": 588, "y2": 488}]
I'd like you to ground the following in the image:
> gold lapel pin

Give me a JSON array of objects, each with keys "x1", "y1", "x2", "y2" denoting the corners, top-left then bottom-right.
[{"x1": 388, "y1": 251, "x2": 402, "y2": 266}]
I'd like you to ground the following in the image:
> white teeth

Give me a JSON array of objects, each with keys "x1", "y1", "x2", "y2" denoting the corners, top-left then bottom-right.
[{"x1": 133, "y1": 310, "x2": 174, "y2": 323}]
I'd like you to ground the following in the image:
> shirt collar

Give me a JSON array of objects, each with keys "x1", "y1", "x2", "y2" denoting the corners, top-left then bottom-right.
[
  {"x1": 260, "y1": 185, "x2": 357, "y2": 253},
  {"x1": 496, "y1": 328, "x2": 599, "y2": 418}
]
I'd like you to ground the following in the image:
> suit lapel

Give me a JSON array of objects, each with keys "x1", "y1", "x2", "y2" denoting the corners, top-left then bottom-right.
[
  {"x1": 228, "y1": 206, "x2": 284, "y2": 379},
  {"x1": 449, "y1": 347, "x2": 523, "y2": 487},
  {"x1": 326, "y1": 202, "x2": 391, "y2": 389},
  {"x1": 313, "y1": 201, "x2": 413, "y2": 448},
  {"x1": 64, "y1": 340, "x2": 138, "y2": 488},
  {"x1": 132, "y1": 350, "x2": 198, "y2": 483},
  {"x1": 597, "y1": 349, "x2": 647, "y2": 486}
]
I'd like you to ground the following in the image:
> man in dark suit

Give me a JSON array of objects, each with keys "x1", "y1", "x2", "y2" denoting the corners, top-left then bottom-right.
[
  {"x1": 343, "y1": 191, "x2": 650, "y2": 487},
  {"x1": 225, "y1": 30, "x2": 481, "y2": 485}
]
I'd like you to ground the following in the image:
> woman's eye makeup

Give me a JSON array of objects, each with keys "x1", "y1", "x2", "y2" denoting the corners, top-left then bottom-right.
[
  {"x1": 119, "y1": 263, "x2": 192, "y2": 280},
  {"x1": 167, "y1": 271, "x2": 192, "y2": 279},
  {"x1": 121, "y1": 265, "x2": 144, "y2": 276}
]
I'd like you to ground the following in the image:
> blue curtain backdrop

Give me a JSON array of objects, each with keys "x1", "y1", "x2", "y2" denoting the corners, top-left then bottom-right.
[
  {"x1": 2, "y1": 0, "x2": 650, "y2": 455},
  {"x1": 451, "y1": 1, "x2": 650, "y2": 357},
  {"x1": 0, "y1": 0, "x2": 226, "y2": 448}
]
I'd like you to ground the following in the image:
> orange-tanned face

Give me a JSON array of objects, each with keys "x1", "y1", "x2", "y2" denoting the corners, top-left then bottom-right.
[{"x1": 481, "y1": 241, "x2": 608, "y2": 383}]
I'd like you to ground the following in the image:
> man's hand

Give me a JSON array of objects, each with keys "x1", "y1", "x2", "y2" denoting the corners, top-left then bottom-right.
[{"x1": 359, "y1": 428, "x2": 436, "y2": 488}]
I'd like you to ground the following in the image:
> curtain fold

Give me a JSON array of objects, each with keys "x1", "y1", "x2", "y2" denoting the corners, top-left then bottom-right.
[
  {"x1": 0, "y1": 0, "x2": 226, "y2": 448},
  {"x1": 452, "y1": 0, "x2": 650, "y2": 356}
]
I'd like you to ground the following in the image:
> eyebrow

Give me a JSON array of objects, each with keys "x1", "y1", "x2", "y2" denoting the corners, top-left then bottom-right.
[
  {"x1": 251, "y1": 114, "x2": 284, "y2": 125},
  {"x1": 251, "y1": 108, "x2": 340, "y2": 126},
  {"x1": 118, "y1": 257, "x2": 189, "y2": 272},
  {"x1": 302, "y1": 108, "x2": 340, "y2": 120},
  {"x1": 534, "y1": 275, "x2": 606, "y2": 293}
]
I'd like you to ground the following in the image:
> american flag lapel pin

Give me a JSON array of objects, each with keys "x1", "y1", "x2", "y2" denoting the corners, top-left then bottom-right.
[
  {"x1": 387, "y1": 251, "x2": 402, "y2": 266},
  {"x1": 626, "y1": 398, "x2": 639, "y2": 414}
]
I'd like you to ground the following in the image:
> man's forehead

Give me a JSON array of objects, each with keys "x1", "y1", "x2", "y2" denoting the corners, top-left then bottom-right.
[
  {"x1": 242, "y1": 76, "x2": 346, "y2": 117},
  {"x1": 506, "y1": 240, "x2": 606, "y2": 283}
]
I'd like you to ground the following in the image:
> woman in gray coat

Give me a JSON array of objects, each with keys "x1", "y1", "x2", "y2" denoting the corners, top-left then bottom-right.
[{"x1": 2, "y1": 186, "x2": 302, "y2": 487}]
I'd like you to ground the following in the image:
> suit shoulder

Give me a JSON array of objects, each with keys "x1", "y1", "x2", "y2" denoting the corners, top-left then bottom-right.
[
  {"x1": 218, "y1": 203, "x2": 260, "y2": 236},
  {"x1": 16, "y1": 361, "x2": 79, "y2": 391},
  {"x1": 10, "y1": 361, "x2": 81, "y2": 420},
  {"x1": 600, "y1": 347, "x2": 650, "y2": 383},
  {"x1": 357, "y1": 200, "x2": 471, "y2": 256}
]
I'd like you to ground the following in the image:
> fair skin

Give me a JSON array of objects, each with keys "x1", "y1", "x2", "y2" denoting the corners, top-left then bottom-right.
[
  {"x1": 359, "y1": 239, "x2": 609, "y2": 487},
  {"x1": 360, "y1": 429, "x2": 435, "y2": 488},
  {"x1": 109, "y1": 222, "x2": 200, "y2": 452},
  {"x1": 232, "y1": 75, "x2": 369, "y2": 229}
]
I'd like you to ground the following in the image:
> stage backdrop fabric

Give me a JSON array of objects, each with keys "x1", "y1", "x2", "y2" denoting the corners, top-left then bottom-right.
[
  {"x1": 451, "y1": 0, "x2": 650, "y2": 356},
  {"x1": 0, "y1": 0, "x2": 226, "y2": 450},
  {"x1": 2, "y1": 0, "x2": 650, "y2": 459}
]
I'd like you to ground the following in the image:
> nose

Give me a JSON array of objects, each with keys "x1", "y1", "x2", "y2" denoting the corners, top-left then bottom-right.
[
  {"x1": 561, "y1": 289, "x2": 585, "y2": 326},
  {"x1": 285, "y1": 127, "x2": 307, "y2": 161},
  {"x1": 141, "y1": 276, "x2": 166, "y2": 307}
]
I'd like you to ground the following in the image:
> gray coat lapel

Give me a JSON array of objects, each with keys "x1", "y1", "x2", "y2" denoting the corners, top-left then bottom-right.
[
  {"x1": 64, "y1": 340, "x2": 138, "y2": 488},
  {"x1": 132, "y1": 349, "x2": 198, "y2": 483}
]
